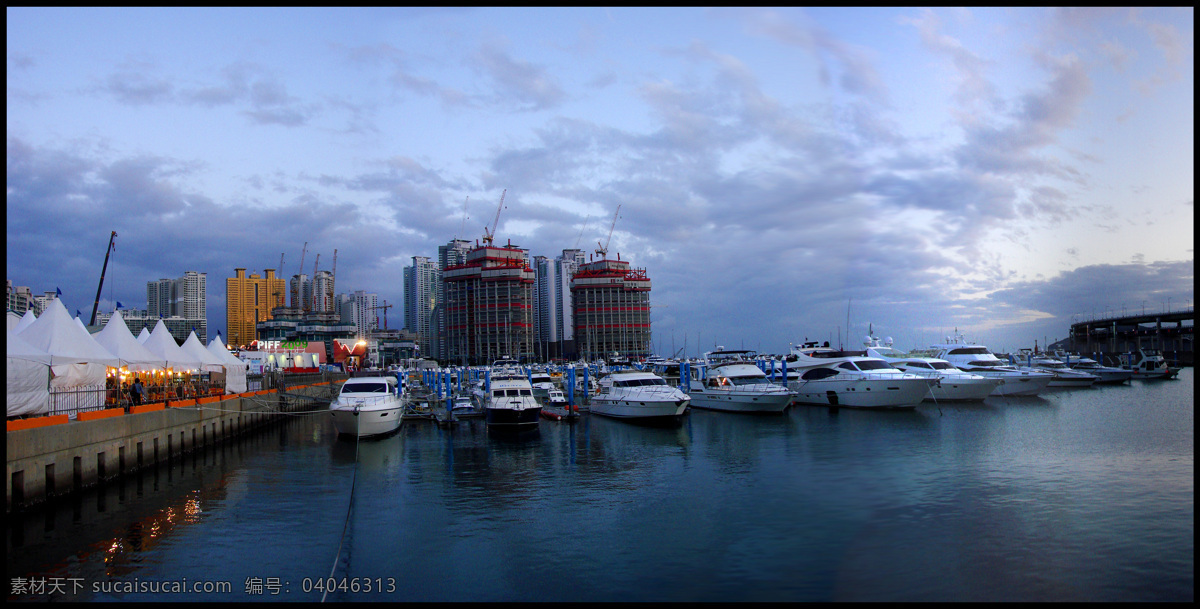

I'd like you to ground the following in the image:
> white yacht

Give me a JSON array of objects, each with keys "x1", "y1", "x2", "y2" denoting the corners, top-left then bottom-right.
[
  {"x1": 1011, "y1": 351, "x2": 1098, "y2": 388},
  {"x1": 482, "y1": 360, "x2": 542, "y2": 429},
  {"x1": 784, "y1": 342, "x2": 933, "y2": 409},
  {"x1": 687, "y1": 349, "x2": 792, "y2": 414},
  {"x1": 1053, "y1": 352, "x2": 1132, "y2": 384},
  {"x1": 590, "y1": 369, "x2": 690, "y2": 423},
  {"x1": 330, "y1": 376, "x2": 406, "y2": 438},
  {"x1": 529, "y1": 368, "x2": 555, "y2": 400},
  {"x1": 865, "y1": 338, "x2": 999, "y2": 402},
  {"x1": 545, "y1": 386, "x2": 569, "y2": 407},
  {"x1": 1120, "y1": 348, "x2": 1181, "y2": 380},
  {"x1": 929, "y1": 339, "x2": 1053, "y2": 397}
]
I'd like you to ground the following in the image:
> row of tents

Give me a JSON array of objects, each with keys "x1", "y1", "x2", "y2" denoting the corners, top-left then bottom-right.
[{"x1": 7, "y1": 297, "x2": 248, "y2": 418}]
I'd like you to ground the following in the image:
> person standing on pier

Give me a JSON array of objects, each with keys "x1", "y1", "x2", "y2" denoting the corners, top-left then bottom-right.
[{"x1": 132, "y1": 377, "x2": 145, "y2": 406}]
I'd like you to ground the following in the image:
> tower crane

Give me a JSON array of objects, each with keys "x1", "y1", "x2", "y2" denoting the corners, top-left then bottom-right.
[
  {"x1": 574, "y1": 214, "x2": 591, "y2": 249},
  {"x1": 596, "y1": 204, "x2": 621, "y2": 259},
  {"x1": 89, "y1": 231, "x2": 117, "y2": 326},
  {"x1": 482, "y1": 189, "x2": 506, "y2": 246},
  {"x1": 459, "y1": 196, "x2": 470, "y2": 239},
  {"x1": 372, "y1": 300, "x2": 394, "y2": 331}
]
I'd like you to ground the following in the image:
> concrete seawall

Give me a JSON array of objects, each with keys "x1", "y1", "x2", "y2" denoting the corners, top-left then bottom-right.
[{"x1": 6, "y1": 382, "x2": 340, "y2": 514}]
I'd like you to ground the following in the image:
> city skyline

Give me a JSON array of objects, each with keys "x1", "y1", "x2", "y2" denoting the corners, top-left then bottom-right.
[{"x1": 7, "y1": 7, "x2": 1194, "y2": 356}]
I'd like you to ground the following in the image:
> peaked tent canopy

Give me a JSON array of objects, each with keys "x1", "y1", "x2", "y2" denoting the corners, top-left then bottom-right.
[
  {"x1": 207, "y1": 332, "x2": 248, "y2": 394},
  {"x1": 14, "y1": 309, "x2": 38, "y2": 335},
  {"x1": 140, "y1": 320, "x2": 202, "y2": 371},
  {"x1": 181, "y1": 331, "x2": 227, "y2": 372},
  {"x1": 93, "y1": 311, "x2": 168, "y2": 373},
  {"x1": 16, "y1": 297, "x2": 119, "y2": 367},
  {"x1": 137, "y1": 327, "x2": 151, "y2": 343}
]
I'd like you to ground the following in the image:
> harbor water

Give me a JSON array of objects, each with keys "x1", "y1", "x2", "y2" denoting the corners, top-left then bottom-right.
[{"x1": 7, "y1": 369, "x2": 1193, "y2": 602}]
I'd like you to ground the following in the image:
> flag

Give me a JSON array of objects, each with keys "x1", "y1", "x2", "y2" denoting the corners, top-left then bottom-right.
[
  {"x1": 56, "y1": 287, "x2": 62, "y2": 297},
  {"x1": 116, "y1": 301, "x2": 124, "y2": 309},
  {"x1": 76, "y1": 309, "x2": 82, "y2": 318}
]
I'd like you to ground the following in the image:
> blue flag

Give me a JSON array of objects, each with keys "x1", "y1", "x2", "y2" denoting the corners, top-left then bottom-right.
[
  {"x1": 76, "y1": 309, "x2": 82, "y2": 318},
  {"x1": 56, "y1": 287, "x2": 62, "y2": 297},
  {"x1": 116, "y1": 301, "x2": 124, "y2": 309}
]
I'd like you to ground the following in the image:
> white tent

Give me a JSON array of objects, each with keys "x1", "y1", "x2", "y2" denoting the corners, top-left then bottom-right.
[
  {"x1": 14, "y1": 309, "x2": 37, "y2": 334},
  {"x1": 7, "y1": 311, "x2": 22, "y2": 333},
  {"x1": 140, "y1": 320, "x2": 202, "y2": 371},
  {"x1": 207, "y1": 332, "x2": 248, "y2": 394},
  {"x1": 15, "y1": 298, "x2": 116, "y2": 412},
  {"x1": 93, "y1": 311, "x2": 167, "y2": 373},
  {"x1": 137, "y1": 327, "x2": 151, "y2": 343},
  {"x1": 7, "y1": 329, "x2": 52, "y2": 416},
  {"x1": 181, "y1": 331, "x2": 227, "y2": 372}
]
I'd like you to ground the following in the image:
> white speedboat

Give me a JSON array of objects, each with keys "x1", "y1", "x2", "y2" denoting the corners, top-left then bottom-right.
[
  {"x1": 1054, "y1": 353, "x2": 1132, "y2": 384},
  {"x1": 1011, "y1": 351, "x2": 1098, "y2": 388},
  {"x1": 1120, "y1": 348, "x2": 1181, "y2": 380},
  {"x1": 330, "y1": 376, "x2": 406, "y2": 438},
  {"x1": 929, "y1": 339, "x2": 1053, "y2": 397},
  {"x1": 783, "y1": 342, "x2": 933, "y2": 409},
  {"x1": 687, "y1": 349, "x2": 792, "y2": 414},
  {"x1": 591, "y1": 369, "x2": 690, "y2": 423},
  {"x1": 483, "y1": 360, "x2": 542, "y2": 429},
  {"x1": 865, "y1": 338, "x2": 999, "y2": 401},
  {"x1": 530, "y1": 368, "x2": 555, "y2": 400},
  {"x1": 546, "y1": 386, "x2": 569, "y2": 407}
]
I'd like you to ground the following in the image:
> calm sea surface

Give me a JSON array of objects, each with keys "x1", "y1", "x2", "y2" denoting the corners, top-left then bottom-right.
[{"x1": 8, "y1": 369, "x2": 1193, "y2": 602}]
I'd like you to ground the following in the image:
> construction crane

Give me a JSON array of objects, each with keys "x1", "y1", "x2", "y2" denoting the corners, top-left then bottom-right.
[
  {"x1": 482, "y1": 189, "x2": 506, "y2": 246},
  {"x1": 596, "y1": 204, "x2": 621, "y2": 259},
  {"x1": 372, "y1": 301, "x2": 394, "y2": 331},
  {"x1": 574, "y1": 214, "x2": 591, "y2": 249},
  {"x1": 89, "y1": 231, "x2": 117, "y2": 326}
]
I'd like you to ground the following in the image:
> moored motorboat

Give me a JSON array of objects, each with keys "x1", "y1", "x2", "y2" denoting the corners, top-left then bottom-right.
[
  {"x1": 865, "y1": 338, "x2": 999, "y2": 402},
  {"x1": 784, "y1": 342, "x2": 933, "y2": 409},
  {"x1": 1011, "y1": 351, "x2": 1098, "y2": 388},
  {"x1": 687, "y1": 348, "x2": 791, "y2": 414},
  {"x1": 590, "y1": 369, "x2": 690, "y2": 423},
  {"x1": 929, "y1": 338, "x2": 1053, "y2": 397},
  {"x1": 1054, "y1": 352, "x2": 1132, "y2": 384},
  {"x1": 1120, "y1": 348, "x2": 1181, "y2": 380},
  {"x1": 483, "y1": 359, "x2": 542, "y2": 429},
  {"x1": 330, "y1": 376, "x2": 406, "y2": 438}
]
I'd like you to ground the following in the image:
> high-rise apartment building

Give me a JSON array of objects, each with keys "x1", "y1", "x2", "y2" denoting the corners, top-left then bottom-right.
[
  {"x1": 533, "y1": 248, "x2": 586, "y2": 361},
  {"x1": 6, "y1": 281, "x2": 33, "y2": 315},
  {"x1": 404, "y1": 256, "x2": 440, "y2": 358},
  {"x1": 348, "y1": 290, "x2": 380, "y2": 338},
  {"x1": 227, "y1": 268, "x2": 285, "y2": 348},
  {"x1": 312, "y1": 270, "x2": 334, "y2": 312},
  {"x1": 146, "y1": 271, "x2": 208, "y2": 342},
  {"x1": 571, "y1": 255, "x2": 652, "y2": 361},
  {"x1": 444, "y1": 241, "x2": 535, "y2": 365},
  {"x1": 433, "y1": 239, "x2": 473, "y2": 360}
]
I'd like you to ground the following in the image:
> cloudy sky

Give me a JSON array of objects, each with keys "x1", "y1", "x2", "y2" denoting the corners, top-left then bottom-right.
[{"x1": 7, "y1": 7, "x2": 1194, "y2": 355}]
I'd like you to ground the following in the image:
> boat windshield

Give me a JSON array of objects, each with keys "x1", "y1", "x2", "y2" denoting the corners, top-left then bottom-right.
[
  {"x1": 968, "y1": 360, "x2": 1003, "y2": 367},
  {"x1": 728, "y1": 376, "x2": 769, "y2": 386},
  {"x1": 615, "y1": 378, "x2": 668, "y2": 387},
  {"x1": 928, "y1": 361, "x2": 956, "y2": 370},
  {"x1": 855, "y1": 360, "x2": 894, "y2": 371},
  {"x1": 948, "y1": 347, "x2": 991, "y2": 355},
  {"x1": 495, "y1": 389, "x2": 533, "y2": 397},
  {"x1": 904, "y1": 361, "x2": 935, "y2": 370},
  {"x1": 342, "y1": 382, "x2": 390, "y2": 393}
]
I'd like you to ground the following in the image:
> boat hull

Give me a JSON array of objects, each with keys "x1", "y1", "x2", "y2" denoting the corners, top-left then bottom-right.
[
  {"x1": 590, "y1": 397, "x2": 689, "y2": 422},
  {"x1": 789, "y1": 378, "x2": 930, "y2": 409},
  {"x1": 927, "y1": 377, "x2": 1000, "y2": 402},
  {"x1": 330, "y1": 405, "x2": 404, "y2": 438},
  {"x1": 486, "y1": 406, "x2": 542, "y2": 429},
  {"x1": 687, "y1": 389, "x2": 791, "y2": 413},
  {"x1": 981, "y1": 373, "x2": 1053, "y2": 397}
]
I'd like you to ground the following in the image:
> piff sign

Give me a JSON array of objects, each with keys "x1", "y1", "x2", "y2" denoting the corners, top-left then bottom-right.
[{"x1": 254, "y1": 340, "x2": 309, "y2": 351}]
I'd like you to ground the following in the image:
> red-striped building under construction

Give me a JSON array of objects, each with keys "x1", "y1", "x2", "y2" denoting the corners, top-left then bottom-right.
[
  {"x1": 444, "y1": 240, "x2": 536, "y2": 365},
  {"x1": 571, "y1": 255, "x2": 651, "y2": 361}
]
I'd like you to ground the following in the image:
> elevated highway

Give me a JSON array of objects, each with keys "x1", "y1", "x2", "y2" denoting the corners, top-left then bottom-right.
[{"x1": 1068, "y1": 308, "x2": 1193, "y2": 365}]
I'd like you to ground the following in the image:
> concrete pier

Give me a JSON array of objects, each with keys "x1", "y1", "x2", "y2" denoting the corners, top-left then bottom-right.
[{"x1": 6, "y1": 382, "x2": 339, "y2": 514}]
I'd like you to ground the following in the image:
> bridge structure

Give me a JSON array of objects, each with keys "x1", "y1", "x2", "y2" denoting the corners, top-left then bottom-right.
[{"x1": 1067, "y1": 307, "x2": 1193, "y2": 366}]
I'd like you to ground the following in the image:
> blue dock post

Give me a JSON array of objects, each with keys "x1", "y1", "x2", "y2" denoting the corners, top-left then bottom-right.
[{"x1": 567, "y1": 367, "x2": 576, "y2": 408}]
